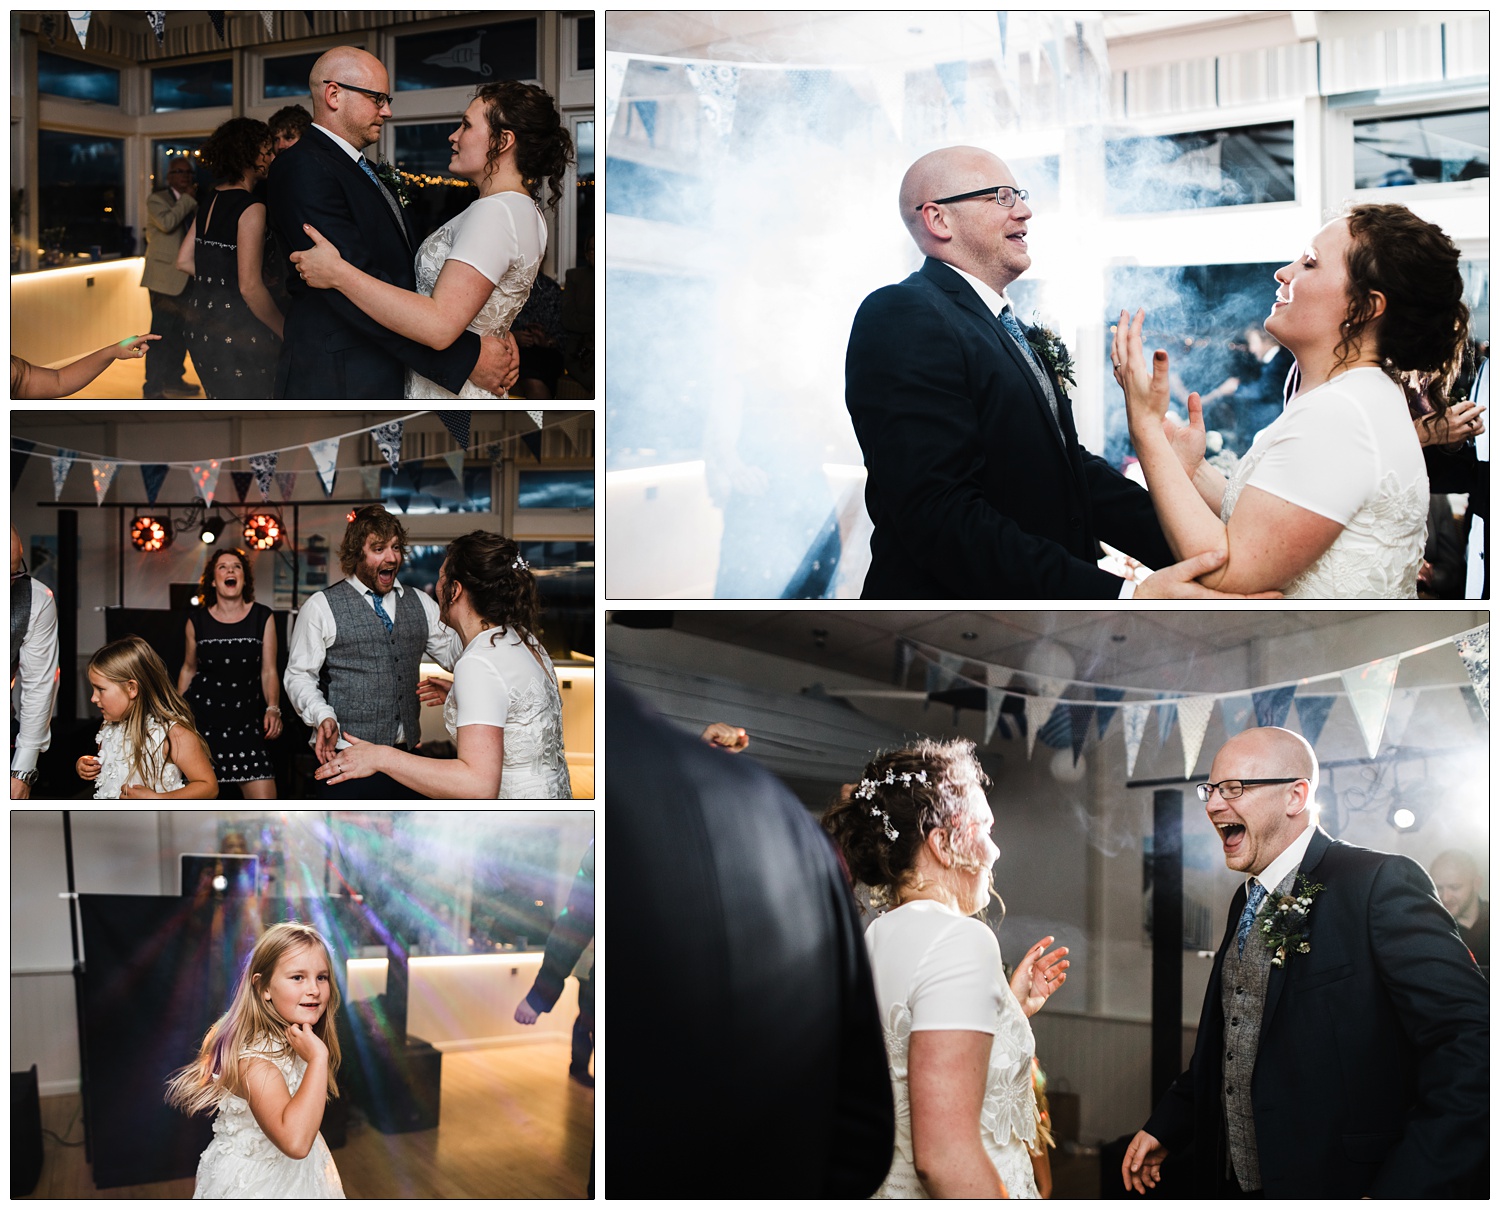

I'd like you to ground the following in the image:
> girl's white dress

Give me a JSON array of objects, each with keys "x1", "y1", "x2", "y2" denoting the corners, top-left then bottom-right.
[
  {"x1": 192, "y1": 1036, "x2": 345, "y2": 1199},
  {"x1": 94, "y1": 715, "x2": 185, "y2": 799},
  {"x1": 865, "y1": 900, "x2": 1040, "y2": 1199},
  {"x1": 443, "y1": 628, "x2": 572, "y2": 799},
  {"x1": 406, "y1": 191, "x2": 548, "y2": 400}
]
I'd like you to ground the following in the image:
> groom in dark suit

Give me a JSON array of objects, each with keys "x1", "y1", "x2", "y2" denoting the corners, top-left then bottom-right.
[
  {"x1": 1123, "y1": 727, "x2": 1488, "y2": 1198},
  {"x1": 268, "y1": 46, "x2": 517, "y2": 399},
  {"x1": 847, "y1": 146, "x2": 1259, "y2": 599}
]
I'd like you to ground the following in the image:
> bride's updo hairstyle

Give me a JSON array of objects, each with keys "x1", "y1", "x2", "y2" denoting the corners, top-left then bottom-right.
[
  {"x1": 1338, "y1": 203, "x2": 1470, "y2": 423},
  {"x1": 442, "y1": 530, "x2": 540, "y2": 643},
  {"x1": 475, "y1": 81, "x2": 574, "y2": 211},
  {"x1": 823, "y1": 737, "x2": 990, "y2": 908}
]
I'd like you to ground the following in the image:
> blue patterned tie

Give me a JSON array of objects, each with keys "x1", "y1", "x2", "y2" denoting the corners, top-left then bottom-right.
[
  {"x1": 358, "y1": 157, "x2": 410, "y2": 246},
  {"x1": 999, "y1": 306, "x2": 1062, "y2": 429},
  {"x1": 367, "y1": 590, "x2": 394, "y2": 635},
  {"x1": 1235, "y1": 881, "x2": 1268, "y2": 955}
]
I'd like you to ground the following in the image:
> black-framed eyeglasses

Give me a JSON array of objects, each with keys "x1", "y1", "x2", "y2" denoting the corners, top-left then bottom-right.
[
  {"x1": 323, "y1": 79, "x2": 393, "y2": 110},
  {"x1": 918, "y1": 185, "x2": 1029, "y2": 211},
  {"x1": 1195, "y1": 777, "x2": 1305, "y2": 802}
]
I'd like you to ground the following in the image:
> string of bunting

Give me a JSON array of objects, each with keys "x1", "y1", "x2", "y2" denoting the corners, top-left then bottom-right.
[
  {"x1": 11, "y1": 410, "x2": 587, "y2": 508},
  {"x1": 895, "y1": 627, "x2": 1488, "y2": 779}
]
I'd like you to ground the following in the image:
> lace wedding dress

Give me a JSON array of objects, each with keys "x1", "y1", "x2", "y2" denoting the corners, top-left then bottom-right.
[
  {"x1": 1218, "y1": 367, "x2": 1427, "y2": 598},
  {"x1": 866, "y1": 901, "x2": 1040, "y2": 1199},
  {"x1": 192, "y1": 1037, "x2": 344, "y2": 1199},
  {"x1": 406, "y1": 191, "x2": 547, "y2": 400}
]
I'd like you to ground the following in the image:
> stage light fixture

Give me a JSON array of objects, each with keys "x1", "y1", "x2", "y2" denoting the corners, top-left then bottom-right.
[
  {"x1": 1389, "y1": 806, "x2": 1417, "y2": 831},
  {"x1": 130, "y1": 515, "x2": 171, "y2": 552},
  {"x1": 244, "y1": 513, "x2": 284, "y2": 551},
  {"x1": 200, "y1": 518, "x2": 223, "y2": 544}
]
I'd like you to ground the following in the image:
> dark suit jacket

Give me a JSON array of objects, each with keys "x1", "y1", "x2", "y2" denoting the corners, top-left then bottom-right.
[
  {"x1": 266, "y1": 126, "x2": 480, "y2": 399},
  {"x1": 1145, "y1": 827, "x2": 1489, "y2": 1197},
  {"x1": 606, "y1": 679, "x2": 894, "y2": 1198},
  {"x1": 524, "y1": 841, "x2": 593, "y2": 1013},
  {"x1": 845, "y1": 258, "x2": 1173, "y2": 598}
]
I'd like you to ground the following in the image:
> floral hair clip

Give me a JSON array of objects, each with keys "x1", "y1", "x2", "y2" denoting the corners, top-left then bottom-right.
[
  {"x1": 512, "y1": 555, "x2": 530, "y2": 570},
  {"x1": 869, "y1": 804, "x2": 899, "y2": 842}
]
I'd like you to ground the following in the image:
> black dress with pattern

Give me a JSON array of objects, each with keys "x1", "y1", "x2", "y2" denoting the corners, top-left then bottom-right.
[
  {"x1": 186, "y1": 188, "x2": 280, "y2": 399},
  {"x1": 185, "y1": 602, "x2": 275, "y2": 785}
]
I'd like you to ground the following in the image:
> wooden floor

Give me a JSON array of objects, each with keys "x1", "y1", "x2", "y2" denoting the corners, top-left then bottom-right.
[
  {"x1": 59, "y1": 353, "x2": 203, "y2": 400},
  {"x1": 20, "y1": 1041, "x2": 593, "y2": 1199}
]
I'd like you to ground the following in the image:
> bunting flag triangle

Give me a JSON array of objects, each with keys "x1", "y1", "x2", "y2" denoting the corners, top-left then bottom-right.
[
  {"x1": 1341, "y1": 655, "x2": 1401, "y2": 759},
  {"x1": 984, "y1": 688, "x2": 1003, "y2": 744},
  {"x1": 308, "y1": 438, "x2": 339, "y2": 496},
  {"x1": 1220, "y1": 694, "x2": 1254, "y2": 738},
  {"x1": 1178, "y1": 696, "x2": 1215, "y2": 779},
  {"x1": 190, "y1": 460, "x2": 222, "y2": 506},
  {"x1": 1452, "y1": 626, "x2": 1489, "y2": 719},
  {"x1": 442, "y1": 449, "x2": 466, "y2": 484},
  {"x1": 1292, "y1": 695, "x2": 1335, "y2": 749},
  {"x1": 91, "y1": 460, "x2": 118, "y2": 505},
  {"x1": 207, "y1": 10, "x2": 227, "y2": 42},
  {"x1": 1156, "y1": 693, "x2": 1181, "y2": 745},
  {"x1": 1459, "y1": 685, "x2": 1486, "y2": 727},
  {"x1": 12, "y1": 438, "x2": 36, "y2": 488},
  {"x1": 408, "y1": 463, "x2": 425, "y2": 495},
  {"x1": 527, "y1": 409, "x2": 544, "y2": 430},
  {"x1": 260, "y1": 10, "x2": 275, "y2": 37},
  {"x1": 140, "y1": 463, "x2": 170, "y2": 505},
  {"x1": 924, "y1": 652, "x2": 962, "y2": 695},
  {"x1": 51, "y1": 450, "x2": 78, "y2": 501},
  {"x1": 275, "y1": 471, "x2": 297, "y2": 502},
  {"x1": 1122, "y1": 702, "x2": 1150, "y2": 777},
  {"x1": 437, "y1": 411, "x2": 472, "y2": 449},
  {"x1": 520, "y1": 431, "x2": 542, "y2": 462},
  {"x1": 1094, "y1": 686, "x2": 1125, "y2": 739},
  {"x1": 1383, "y1": 687, "x2": 1420, "y2": 747},
  {"x1": 68, "y1": 10, "x2": 90, "y2": 48},
  {"x1": 250, "y1": 451, "x2": 278, "y2": 500},
  {"x1": 372, "y1": 421, "x2": 404, "y2": 472},
  {"x1": 229, "y1": 471, "x2": 254, "y2": 502},
  {"x1": 1023, "y1": 696, "x2": 1055, "y2": 759},
  {"x1": 146, "y1": 11, "x2": 166, "y2": 45},
  {"x1": 1038, "y1": 703, "x2": 1072, "y2": 751},
  {"x1": 361, "y1": 467, "x2": 382, "y2": 500},
  {"x1": 1252, "y1": 685, "x2": 1297, "y2": 729},
  {"x1": 1068, "y1": 703, "x2": 1093, "y2": 764}
]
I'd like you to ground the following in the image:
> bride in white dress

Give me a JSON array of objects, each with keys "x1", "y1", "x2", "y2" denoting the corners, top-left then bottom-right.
[
  {"x1": 313, "y1": 531, "x2": 571, "y2": 799},
  {"x1": 1113, "y1": 203, "x2": 1472, "y2": 598},
  {"x1": 290, "y1": 81, "x2": 573, "y2": 399},
  {"x1": 822, "y1": 739, "x2": 1069, "y2": 1198}
]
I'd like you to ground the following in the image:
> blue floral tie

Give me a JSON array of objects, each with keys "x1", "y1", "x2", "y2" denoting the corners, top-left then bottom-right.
[
  {"x1": 1235, "y1": 881, "x2": 1268, "y2": 956},
  {"x1": 999, "y1": 305, "x2": 1061, "y2": 430},
  {"x1": 367, "y1": 590, "x2": 394, "y2": 635}
]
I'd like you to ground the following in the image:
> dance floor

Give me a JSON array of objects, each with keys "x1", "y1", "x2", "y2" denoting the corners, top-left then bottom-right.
[
  {"x1": 62, "y1": 356, "x2": 205, "y2": 401},
  {"x1": 19, "y1": 1040, "x2": 593, "y2": 1199}
]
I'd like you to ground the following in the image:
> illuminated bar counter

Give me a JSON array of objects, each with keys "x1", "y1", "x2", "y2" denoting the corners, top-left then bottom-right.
[{"x1": 11, "y1": 257, "x2": 153, "y2": 369}]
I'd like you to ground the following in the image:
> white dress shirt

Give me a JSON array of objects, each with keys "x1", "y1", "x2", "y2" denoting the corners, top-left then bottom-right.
[
  {"x1": 310, "y1": 122, "x2": 367, "y2": 163},
  {"x1": 283, "y1": 577, "x2": 461, "y2": 749},
  {"x1": 11, "y1": 578, "x2": 60, "y2": 775}
]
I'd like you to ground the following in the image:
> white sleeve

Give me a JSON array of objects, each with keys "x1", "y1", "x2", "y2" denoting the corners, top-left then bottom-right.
[
  {"x1": 1241, "y1": 386, "x2": 1383, "y2": 524},
  {"x1": 453, "y1": 645, "x2": 511, "y2": 730},
  {"x1": 908, "y1": 916, "x2": 1005, "y2": 1034},
  {"x1": 417, "y1": 590, "x2": 462, "y2": 671},
  {"x1": 11, "y1": 583, "x2": 60, "y2": 773},
  {"x1": 282, "y1": 594, "x2": 337, "y2": 733},
  {"x1": 445, "y1": 195, "x2": 544, "y2": 286}
]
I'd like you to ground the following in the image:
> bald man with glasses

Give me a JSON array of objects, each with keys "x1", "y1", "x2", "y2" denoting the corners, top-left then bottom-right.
[
  {"x1": 845, "y1": 145, "x2": 1272, "y2": 599},
  {"x1": 267, "y1": 46, "x2": 518, "y2": 398}
]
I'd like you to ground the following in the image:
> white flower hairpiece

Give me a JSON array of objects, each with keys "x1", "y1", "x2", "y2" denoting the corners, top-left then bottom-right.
[
  {"x1": 851, "y1": 768, "x2": 929, "y2": 841},
  {"x1": 512, "y1": 555, "x2": 530, "y2": 570}
]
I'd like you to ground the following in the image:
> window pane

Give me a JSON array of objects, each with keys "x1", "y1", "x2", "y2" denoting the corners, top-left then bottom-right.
[
  {"x1": 152, "y1": 59, "x2": 234, "y2": 112},
  {"x1": 575, "y1": 120, "x2": 595, "y2": 263},
  {"x1": 37, "y1": 51, "x2": 120, "y2": 105},
  {"x1": 391, "y1": 121, "x2": 476, "y2": 240},
  {"x1": 393, "y1": 20, "x2": 538, "y2": 92},
  {"x1": 1105, "y1": 120, "x2": 1295, "y2": 214},
  {"x1": 379, "y1": 465, "x2": 492, "y2": 514},
  {"x1": 37, "y1": 130, "x2": 127, "y2": 260},
  {"x1": 263, "y1": 50, "x2": 321, "y2": 100},
  {"x1": 150, "y1": 138, "x2": 213, "y2": 194},
  {"x1": 517, "y1": 470, "x2": 595, "y2": 509},
  {"x1": 1008, "y1": 154, "x2": 1060, "y2": 215},
  {"x1": 1354, "y1": 108, "x2": 1489, "y2": 189},
  {"x1": 577, "y1": 16, "x2": 594, "y2": 72}
]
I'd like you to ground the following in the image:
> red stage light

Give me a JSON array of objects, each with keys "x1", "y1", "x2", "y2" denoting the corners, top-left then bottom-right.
[
  {"x1": 130, "y1": 515, "x2": 171, "y2": 552},
  {"x1": 244, "y1": 513, "x2": 284, "y2": 551}
]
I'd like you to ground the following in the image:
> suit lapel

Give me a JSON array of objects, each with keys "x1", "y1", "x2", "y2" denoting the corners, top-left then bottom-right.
[
  {"x1": 310, "y1": 127, "x2": 411, "y2": 251},
  {"x1": 1261, "y1": 827, "x2": 1333, "y2": 1030}
]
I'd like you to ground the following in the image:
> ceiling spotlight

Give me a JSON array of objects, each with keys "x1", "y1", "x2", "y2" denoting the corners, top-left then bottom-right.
[
  {"x1": 1389, "y1": 806, "x2": 1417, "y2": 831},
  {"x1": 244, "y1": 513, "x2": 284, "y2": 551},
  {"x1": 200, "y1": 518, "x2": 223, "y2": 544},
  {"x1": 130, "y1": 515, "x2": 171, "y2": 552}
]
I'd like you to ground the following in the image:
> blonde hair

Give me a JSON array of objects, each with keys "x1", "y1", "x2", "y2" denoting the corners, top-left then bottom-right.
[
  {"x1": 89, "y1": 635, "x2": 212, "y2": 790},
  {"x1": 165, "y1": 922, "x2": 342, "y2": 1116}
]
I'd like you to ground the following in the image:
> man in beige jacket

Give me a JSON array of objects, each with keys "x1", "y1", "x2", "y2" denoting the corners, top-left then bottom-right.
[{"x1": 140, "y1": 156, "x2": 199, "y2": 398}]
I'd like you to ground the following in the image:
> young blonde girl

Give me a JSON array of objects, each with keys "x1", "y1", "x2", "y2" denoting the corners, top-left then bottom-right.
[
  {"x1": 165, "y1": 922, "x2": 346, "y2": 1198},
  {"x1": 76, "y1": 634, "x2": 217, "y2": 799}
]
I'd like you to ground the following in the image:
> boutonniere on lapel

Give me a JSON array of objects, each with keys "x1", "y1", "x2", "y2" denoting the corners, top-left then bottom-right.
[
  {"x1": 1023, "y1": 316, "x2": 1078, "y2": 394},
  {"x1": 1258, "y1": 876, "x2": 1325, "y2": 967},
  {"x1": 371, "y1": 161, "x2": 410, "y2": 209}
]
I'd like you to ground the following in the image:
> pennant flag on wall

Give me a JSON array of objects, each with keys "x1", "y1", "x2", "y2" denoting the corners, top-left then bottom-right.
[
  {"x1": 527, "y1": 410, "x2": 544, "y2": 431},
  {"x1": 1452, "y1": 625, "x2": 1489, "y2": 719},
  {"x1": 437, "y1": 411, "x2": 472, "y2": 449},
  {"x1": 1122, "y1": 701, "x2": 1150, "y2": 777},
  {"x1": 12, "y1": 439, "x2": 36, "y2": 488},
  {"x1": 146, "y1": 11, "x2": 166, "y2": 45},
  {"x1": 250, "y1": 452, "x2": 278, "y2": 500},
  {"x1": 140, "y1": 463, "x2": 170, "y2": 505},
  {"x1": 67, "y1": 10, "x2": 90, "y2": 49},
  {"x1": 1293, "y1": 695, "x2": 1335, "y2": 748},
  {"x1": 1094, "y1": 686, "x2": 1125, "y2": 738},
  {"x1": 51, "y1": 450, "x2": 78, "y2": 501},
  {"x1": 1383, "y1": 688, "x2": 1420, "y2": 747},
  {"x1": 308, "y1": 439, "x2": 339, "y2": 496},
  {"x1": 1156, "y1": 693, "x2": 1181, "y2": 745},
  {"x1": 1023, "y1": 696, "x2": 1055, "y2": 758},
  {"x1": 91, "y1": 461, "x2": 118, "y2": 505},
  {"x1": 1178, "y1": 696, "x2": 1215, "y2": 779},
  {"x1": 1068, "y1": 703, "x2": 1093, "y2": 764},
  {"x1": 190, "y1": 460, "x2": 221, "y2": 506},
  {"x1": 1341, "y1": 655, "x2": 1400, "y2": 759},
  {"x1": 1220, "y1": 694, "x2": 1254, "y2": 738},
  {"x1": 229, "y1": 471, "x2": 254, "y2": 502},
  {"x1": 275, "y1": 471, "x2": 297, "y2": 502},
  {"x1": 371, "y1": 421, "x2": 404, "y2": 472},
  {"x1": 442, "y1": 449, "x2": 466, "y2": 485},
  {"x1": 1253, "y1": 685, "x2": 1297, "y2": 729}
]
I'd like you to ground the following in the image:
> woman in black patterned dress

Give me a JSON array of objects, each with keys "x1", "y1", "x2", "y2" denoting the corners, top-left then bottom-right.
[{"x1": 178, "y1": 548, "x2": 281, "y2": 797}]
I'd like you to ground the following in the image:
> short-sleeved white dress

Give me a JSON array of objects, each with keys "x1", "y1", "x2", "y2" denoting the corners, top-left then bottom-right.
[
  {"x1": 865, "y1": 899, "x2": 1040, "y2": 1199},
  {"x1": 1219, "y1": 367, "x2": 1428, "y2": 598},
  {"x1": 94, "y1": 715, "x2": 185, "y2": 799},
  {"x1": 406, "y1": 191, "x2": 548, "y2": 400}
]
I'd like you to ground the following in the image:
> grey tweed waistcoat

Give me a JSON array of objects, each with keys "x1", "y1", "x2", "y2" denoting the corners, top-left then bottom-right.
[
  {"x1": 320, "y1": 577, "x2": 426, "y2": 747},
  {"x1": 11, "y1": 574, "x2": 33, "y2": 681},
  {"x1": 1219, "y1": 869, "x2": 1297, "y2": 1192}
]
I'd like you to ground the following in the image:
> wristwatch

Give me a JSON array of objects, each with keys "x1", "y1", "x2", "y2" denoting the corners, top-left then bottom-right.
[{"x1": 11, "y1": 769, "x2": 39, "y2": 786}]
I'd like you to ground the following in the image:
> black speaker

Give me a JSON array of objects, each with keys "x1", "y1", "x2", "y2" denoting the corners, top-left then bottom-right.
[
  {"x1": 337, "y1": 998, "x2": 442, "y2": 1134},
  {"x1": 12, "y1": 1065, "x2": 44, "y2": 1198}
]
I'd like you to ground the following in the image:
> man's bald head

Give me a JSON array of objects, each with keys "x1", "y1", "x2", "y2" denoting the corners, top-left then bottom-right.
[
  {"x1": 1431, "y1": 850, "x2": 1483, "y2": 924},
  {"x1": 1224, "y1": 726, "x2": 1320, "y2": 793},
  {"x1": 309, "y1": 47, "x2": 390, "y2": 148},
  {"x1": 897, "y1": 146, "x2": 1033, "y2": 291},
  {"x1": 1206, "y1": 727, "x2": 1318, "y2": 875}
]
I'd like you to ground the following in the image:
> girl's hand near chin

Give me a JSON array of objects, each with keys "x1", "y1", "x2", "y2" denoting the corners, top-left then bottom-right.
[{"x1": 285, "y1": 1021, "x2": 328, "y2": 1063}]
